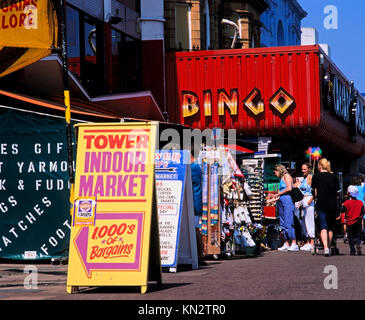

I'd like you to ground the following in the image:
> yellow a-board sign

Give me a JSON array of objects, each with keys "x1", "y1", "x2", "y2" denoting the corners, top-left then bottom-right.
[{"x1": 66, "y1": 122, "x2": 161, "y2": 294}]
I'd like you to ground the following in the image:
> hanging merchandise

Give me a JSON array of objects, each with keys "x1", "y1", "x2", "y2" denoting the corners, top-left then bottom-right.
[
  {"x1": 199, "y1": 149, "x2": 221, "y2": 256},
  {"x1": 243, "y1": 181, "x2": 252, "y2": 198},
  {"x1": 233, "y1": 205, "x2": 243, "y2": 224},
  {"x1": 241, "y1": 159, "x2": 264, "y2": 222},
  {"x1": 234, "y1": 153, "x2": 283, "y2": 251},
  {"x1": 241, "y1": 226, "x2": 257, "y2": 247},
  {"x1": 219, "y1": 151, "x2": 261, "y2": 257},
  {"x1": 241, "y1": 154, "x2": 282, "y2": 222},
  {"x1": 220, "y1": 202, "x2": 235, "y2": 256},
  {"x1": 210, "y1": 162, "x2": 219, "y2": 225},
  {"x1": 209, "y1": 161, "x2": 220, "y2": 252},
  {"x1": 242, "y1": 206, "x2": 252, "y2": 224},
  {"x1": 248, "y1": 224, "x2": 267, "y2": 245},
  {"x1": 233, "y1": 226, "x2": 256, "y2": 255},
  {"x1": 226, "y1": 151, "x2": 245, "y2": 178},
  {"x1": 198, "y1": 148, "x2": 271, "y2": 257},
  {"x1": 201, "y1": 158, "x2": 209, "y2": 238},
  {"x1": 233, "y1": 206, "x2": 251, "y2": 224}
]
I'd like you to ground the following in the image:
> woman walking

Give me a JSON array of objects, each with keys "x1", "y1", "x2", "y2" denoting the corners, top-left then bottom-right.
[
  {"x1": 299, "y1": 163, "x2": 315, "y2": 251},
  {"x1": 270, "y1": 164, "x2": 299, "y2": 252},
  {"x1": 312, "y1": 158, "x2": 341, "y2": 257}
]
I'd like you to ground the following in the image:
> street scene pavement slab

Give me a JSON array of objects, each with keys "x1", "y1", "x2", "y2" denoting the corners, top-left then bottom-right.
[{"x1": 0, "y1": 241, "x2": 363, "y2": 301}]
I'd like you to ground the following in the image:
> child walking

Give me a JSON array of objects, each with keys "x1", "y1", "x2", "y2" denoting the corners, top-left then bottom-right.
[{"x1": 341, "y1": 185, "x2": 365, "y2": 255}]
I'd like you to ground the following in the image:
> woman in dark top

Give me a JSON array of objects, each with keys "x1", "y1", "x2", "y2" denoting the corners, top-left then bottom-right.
[{"x1": 312, "y1": 158, "x2": 341, "y2": 257}]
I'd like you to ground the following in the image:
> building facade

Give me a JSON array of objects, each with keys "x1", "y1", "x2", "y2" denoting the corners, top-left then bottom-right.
[
  {"x1": 139, "y1": 0, "x2": 270, "y2": 118},
  {"x1": 0, "y1": 0, "x2": 166, "y2": 121},
  {"x1": 0, "y1": 0, "x2": 166, "y2": 261},
  {"x1": 301, "y1": 27, "x2": 331, "y2": 58},
  {"x1": 66, "y1": 0, "x2": 142, "y2": 96},
  {"x1": 260, "y1": 0, "x2": 306, "y2": 47},
  {"x1": 166, "y1": 45, "x2": 365, "y2": 176},
  {"x1": 163, "y1": 0, "x2": 268, "y2": 52}
]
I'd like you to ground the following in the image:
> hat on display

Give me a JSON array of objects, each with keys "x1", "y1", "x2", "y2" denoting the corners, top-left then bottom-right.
[{"x1": 347, "y1": 185, "x2": 359, "y2": 198}]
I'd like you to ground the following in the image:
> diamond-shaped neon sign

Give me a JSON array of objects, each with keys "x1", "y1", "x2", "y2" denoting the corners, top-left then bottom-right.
[{"x1": 269, "y1": 88, "x2": 295, "y2": 114}]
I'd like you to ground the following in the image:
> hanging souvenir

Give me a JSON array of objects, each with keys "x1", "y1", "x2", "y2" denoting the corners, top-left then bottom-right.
[
  {"x1": 201, "y1": 158, "x2": 209, "y2": 236},
  {"x1": 210, "y1": 162, "x2": 219, "y2": 225}
]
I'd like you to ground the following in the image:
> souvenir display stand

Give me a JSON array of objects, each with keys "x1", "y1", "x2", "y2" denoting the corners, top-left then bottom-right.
[
  {"x1": 240, "y1": 154, "x2": 281, "y2": 221},
  {"x1": 219, "y1": 150, "x2": 257, "y2": 256},
  {"x1": 241, "y1": 159, "x2": 264, "y2": 222},
  {"x1": 239, "y1": 154, "x2": 283, "y2": 251},
  {"x1": 197, "y1": 149, "x2": 282, "y2": 257},
  {"x1": 200, "y1": 151, "x2": 221, "y2": 257}
]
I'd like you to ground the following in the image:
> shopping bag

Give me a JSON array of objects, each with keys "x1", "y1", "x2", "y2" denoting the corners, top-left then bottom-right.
[
  {"x1": 290, "y1": 187, "x2": 304, "y2": 203},
  {"x1": 243, "y1": 182, "x2": 252, "y2": 197}
]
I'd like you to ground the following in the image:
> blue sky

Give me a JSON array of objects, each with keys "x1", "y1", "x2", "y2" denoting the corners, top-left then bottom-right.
[{"x1": 298, "y1": 0, "x2": 365, "y2": 93}]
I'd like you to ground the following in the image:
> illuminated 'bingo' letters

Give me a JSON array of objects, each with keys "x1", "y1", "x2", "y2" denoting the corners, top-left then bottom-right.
[{"x1": 181, "y1": 87, "x2": 295, "y2": 118}]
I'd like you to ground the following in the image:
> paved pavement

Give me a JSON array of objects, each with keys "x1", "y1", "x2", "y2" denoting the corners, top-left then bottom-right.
[{"x1": 0, "y1": 240, "x2": 364, "y2": 301}]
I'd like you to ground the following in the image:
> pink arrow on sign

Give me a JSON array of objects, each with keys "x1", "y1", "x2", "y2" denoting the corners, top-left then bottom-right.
[{"x1": 74, "y1": 213, "x2": 144, "y2": 278}]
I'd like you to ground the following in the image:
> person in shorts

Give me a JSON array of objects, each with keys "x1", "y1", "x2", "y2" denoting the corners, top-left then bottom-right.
[{"x1": 311, "y1": 158, "x2": 341, "y2": 257}]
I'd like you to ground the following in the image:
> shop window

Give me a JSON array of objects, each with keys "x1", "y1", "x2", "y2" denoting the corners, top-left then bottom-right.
[
  {"x1": 119, "y1": 0, "x2": 139, "y2": 12},
  {"x1": 82, "y1": 15, "x2": 101, "y2": 94},
  {"x1": 277, "y1": 20, "x2": 284, "y2": 46},
  {"x1": 290, "y1": 27, "x2": 300, "y2": 45},
  {"x1": 111, "y1": 28, "x2": 141, "y2": 93},
  {"x1": 203, "y1": 0, "x2": 211, "y2": 50},
  {"x1": 66, "y1": 5, "x2": 81, "y2": 77},
  {"x1": 111, "y1": 28, "x2": 123, "y2": 92},
  {"x1": 66, "y1": 5, "x2": 140, "y2": 96},
  {"x1": 123, "y1": 36, "x2": 141, "y2": 92},
  {"x1": 84, "y1": 19, "x2": 97, "y2": 62},
  {"x1": 250, "y1": 31, "x2": 255, "y2": 48},
  {"x1": 66, "y1": 5, "x2": 104, "y2": 96},
  {"x1": 175, "y1": 4, "x2": 191, "y2": 51}
]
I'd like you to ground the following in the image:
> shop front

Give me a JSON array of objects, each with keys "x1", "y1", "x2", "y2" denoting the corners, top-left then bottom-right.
[
  {"x1": 166, "y1": 44, "x2": 365, "y2": 255},
  {"x1": 166, "y1": 44, "x2": 365, "y2": 173},
  {"x1": 0, "y1": 55, "x2": 166, "y2": 261}
]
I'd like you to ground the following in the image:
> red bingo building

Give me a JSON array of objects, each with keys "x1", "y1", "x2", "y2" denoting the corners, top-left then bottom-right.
[{"x1": 166, "y1": 45, "x2": 365, "y2": 176}]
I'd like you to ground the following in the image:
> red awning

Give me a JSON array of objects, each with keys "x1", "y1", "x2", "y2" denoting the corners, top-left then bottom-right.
[{"x1": 220, "y1": 144, "x2": 254, "y2": 153}]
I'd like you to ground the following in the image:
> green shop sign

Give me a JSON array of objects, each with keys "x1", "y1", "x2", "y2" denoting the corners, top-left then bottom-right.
[{"x1": 0, "y1": 108, "x2": 76, "y2": 260}]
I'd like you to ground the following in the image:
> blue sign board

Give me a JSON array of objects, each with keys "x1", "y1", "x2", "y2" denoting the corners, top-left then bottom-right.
[{"x1": 155, "y1": 150, "x2": 198, "y2": 270}]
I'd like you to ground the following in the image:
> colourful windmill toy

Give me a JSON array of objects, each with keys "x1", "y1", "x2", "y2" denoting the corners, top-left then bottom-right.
[
  {"x1": 305, "y1": 147, "x2": 312, "y2": 159},
  {"x1": 304, "y1": 147, "x2": 323, "y2": 172},
  {"x1": 311, "y1": 147, "x2": 322, "y2": 161}
]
